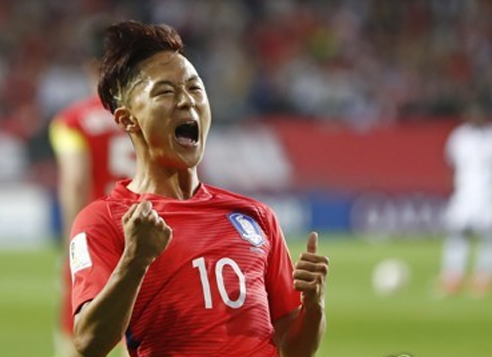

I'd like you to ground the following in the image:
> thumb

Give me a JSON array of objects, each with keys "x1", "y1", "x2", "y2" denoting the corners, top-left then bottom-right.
[
  {"x1": 307, "y1": 231, "x2": 318, "y2": 254},
  {"x1": 122, "y1": 203, "x2": 138, "y2": 223},
  {"x1": 140, "y1": 200, "x2": 153, "y2": 216}
]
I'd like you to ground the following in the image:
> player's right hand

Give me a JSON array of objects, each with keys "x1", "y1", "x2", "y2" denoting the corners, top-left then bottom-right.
[{"x1": 121, "y1": 200, "x2": 172, "y2": 267}]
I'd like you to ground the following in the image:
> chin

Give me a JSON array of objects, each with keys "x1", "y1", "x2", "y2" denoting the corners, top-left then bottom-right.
[
  {"x1": 184, "y1": 156, "x2": 203, "y2": 169},
  {"x1": 173, "y1": 154, "x2": 203, "y2": 171}
]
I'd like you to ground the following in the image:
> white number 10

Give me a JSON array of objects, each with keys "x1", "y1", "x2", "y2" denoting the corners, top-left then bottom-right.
[{"x1": 192, "y1": 257, "x2": 246, "y2": 309}]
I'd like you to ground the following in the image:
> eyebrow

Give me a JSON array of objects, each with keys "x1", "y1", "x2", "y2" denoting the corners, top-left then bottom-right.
[{"x1": 152, "y1": 75, "x2": 202, "y2": 88}]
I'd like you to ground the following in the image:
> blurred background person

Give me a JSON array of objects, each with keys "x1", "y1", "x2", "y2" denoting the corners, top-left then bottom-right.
[
  {"x1": 48, "y1": 15, "x2": 134, "y2": 357},
  {"x1": 439, "y1": 100, "x2": 492, "y2": 298}
]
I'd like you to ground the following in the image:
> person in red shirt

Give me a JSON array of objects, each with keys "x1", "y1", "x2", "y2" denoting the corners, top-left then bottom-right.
[
  {"x1": 51, "y1": 96, "x2": 134, "y2": 357},
  {"x1": 70, "y1": 20, "x2": 328, "y2": 357},
  {"x1": 50, "y1": 17, "x2": 134, "y2": 357},
  {"x1": 51, "y1": 97, "x2": 134, "y2": 202}
]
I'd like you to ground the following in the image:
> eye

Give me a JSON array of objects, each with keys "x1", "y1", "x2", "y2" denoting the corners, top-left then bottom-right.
[
  {"x1": 157, "y1": 89, "x2": 174, "y2": 95},
  {"x1": 152, "y1": 85, "x2": 175, "y2": 97},
  {"x1": 189, "y1": 85, "x2": 203, "y2": 92}
]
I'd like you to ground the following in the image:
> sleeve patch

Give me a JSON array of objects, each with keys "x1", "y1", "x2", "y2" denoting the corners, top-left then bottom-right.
[{"x1": 69, "y1": 232, "x2": 93, "y2": 279}]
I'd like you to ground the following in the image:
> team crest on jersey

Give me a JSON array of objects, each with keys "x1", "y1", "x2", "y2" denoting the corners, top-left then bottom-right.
[{"x1": 228, "y1": 212, "x2": 266, "y2": 247}]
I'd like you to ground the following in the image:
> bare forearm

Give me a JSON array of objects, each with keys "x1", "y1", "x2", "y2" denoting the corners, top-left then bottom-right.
[
  {"x1": 55, "y1": 148, "x2": 91, "y2": 243},
  {"x1": 73, "y1": 254, "x2": 148, "y2": 357},
  {"x1": 281, "y1": 232, "x2": 329, "y2": 356},
  {"x1": 280, "y1": 305, "x2": 326, "y2": 357},
  {"x1": 74, "y1": 200, "x2": 172, "y2": 357}
]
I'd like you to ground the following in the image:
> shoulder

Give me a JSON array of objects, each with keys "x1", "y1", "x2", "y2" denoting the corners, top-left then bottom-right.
[
  {"x1": 73, "y1": 198, "x2": 113, "y2": 228},
  {"x1": 205, "y1": 184, "x2": 272, "y2": 212},
  {"x1": 52, "y1": 97, "x2": 99, "y2": 127},
  {"x1": 49, "y1": 119, "x2": 88, "y2": 153},
  {"x1": 447, "y1": 124, "x2": 470, "y2": 146},
  {"x1": 204, "y1": 183, "x2": 277, "y2": 228},
  {"x1": 449, "y1": 124, "x2": 468, "y2": 137},
  {"x1": 71, "y1": 196, "x2": 131, "y2": 247},
  {"x1": 74, "y1": 194, "x2": 128, "y2": 230}
]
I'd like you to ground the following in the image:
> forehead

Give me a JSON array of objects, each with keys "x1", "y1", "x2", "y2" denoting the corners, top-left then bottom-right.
[{"x1": 138, "y1": 51, "x2": 198, "y2": 83}]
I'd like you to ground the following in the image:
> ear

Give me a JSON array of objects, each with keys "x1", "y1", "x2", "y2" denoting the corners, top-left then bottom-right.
[{"x1": 114, "y1": 107, "x2": 139, "y2": 133}]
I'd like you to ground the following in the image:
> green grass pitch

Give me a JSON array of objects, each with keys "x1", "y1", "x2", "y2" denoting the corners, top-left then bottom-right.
[{"x1": 0, "y1": 235, "x2": 490, "y2": 357}]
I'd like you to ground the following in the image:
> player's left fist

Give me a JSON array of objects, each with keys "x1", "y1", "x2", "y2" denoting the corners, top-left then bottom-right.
[{"x1": 293, "y1": 232, "x2": 329, "y2": 310}]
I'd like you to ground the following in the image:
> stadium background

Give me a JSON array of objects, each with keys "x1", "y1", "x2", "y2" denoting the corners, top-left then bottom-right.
[{"x1": 0, "y1": 1, "x2": 490, "y2": 357}]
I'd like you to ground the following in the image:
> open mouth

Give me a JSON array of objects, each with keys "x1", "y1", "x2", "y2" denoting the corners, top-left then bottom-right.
[{"x1": 174, "y1": 121, "x2": 199, "y2": 146}]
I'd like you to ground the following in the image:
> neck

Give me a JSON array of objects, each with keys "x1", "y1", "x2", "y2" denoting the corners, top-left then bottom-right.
[{"x1": 127, "y1": 163, "x2": 200, "y2": 200}]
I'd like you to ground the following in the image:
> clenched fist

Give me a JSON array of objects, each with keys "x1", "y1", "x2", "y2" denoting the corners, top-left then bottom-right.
[{"x1": 122, "y1": 200, "x2": 172, "y2": 267}]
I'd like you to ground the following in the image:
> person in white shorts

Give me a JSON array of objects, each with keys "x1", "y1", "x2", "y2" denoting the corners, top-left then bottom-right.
[{"x1": 440, "y1": 101, "x2": 492, "y2": 297}]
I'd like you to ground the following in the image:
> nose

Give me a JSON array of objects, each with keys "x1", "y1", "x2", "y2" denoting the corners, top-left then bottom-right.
[{"x1": 176, "y1": 88, "x2": 195, "y2": 108}]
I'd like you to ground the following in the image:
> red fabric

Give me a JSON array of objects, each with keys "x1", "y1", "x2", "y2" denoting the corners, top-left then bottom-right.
[
  {"x1": 269, "y1": 119, "x2": 457, "y2": 193},
  {"x1": 54, "y1": 96, "x2": 133, "y2": 335},
  {"x1": 71, "y1": 180, "x2": 300, "y2": 357},
  {"x1": 53, "y1": 96, "x2": 133, "y2": 200}
]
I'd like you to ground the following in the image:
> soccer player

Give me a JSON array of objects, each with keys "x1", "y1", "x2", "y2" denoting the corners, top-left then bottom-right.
[
  {"x1": 440, "y1": 101, "x2": 492, "y2": 297},
  {"x1": 69, "y1": 20, "x2": 329, "y2": 357},
  {"x1": 49, "y1": 18, "x2": 134, "y2": 357}
]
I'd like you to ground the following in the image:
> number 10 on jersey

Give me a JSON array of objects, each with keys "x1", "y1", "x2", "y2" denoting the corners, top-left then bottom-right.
[{"x1": 192, "y1": 257, "x2": 246, "y2": 309}]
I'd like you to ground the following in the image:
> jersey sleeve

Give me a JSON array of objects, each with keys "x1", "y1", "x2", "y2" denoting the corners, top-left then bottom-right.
[
  {"x1": 49, "y1": 119, "x2": 88, "y2": 155},
  {"x1": 262, "y1": 206, "x2": 301, "y2": 322},
  {"x1": 69, "y1": 200, "x2": 123, "y2": 314}
]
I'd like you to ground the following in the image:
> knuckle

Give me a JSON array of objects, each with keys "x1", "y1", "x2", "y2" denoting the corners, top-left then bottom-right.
[
  {"x1": 304, "y1": 282, "x2": 316, "y2": 291},
  {"x1": 295, "y1": 281, "x2": 308, "y2": 290},
  {"x1": 293, "y1": 271, "x2": 304, "y2": 279},
  {"x1": 318, "y1": 264, "x2": 328, "y2": 275}
]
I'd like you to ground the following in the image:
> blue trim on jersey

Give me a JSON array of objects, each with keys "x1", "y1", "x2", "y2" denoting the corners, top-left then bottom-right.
[{"x1": 125, "y1": 328, "x2": 141, "y2": 351}]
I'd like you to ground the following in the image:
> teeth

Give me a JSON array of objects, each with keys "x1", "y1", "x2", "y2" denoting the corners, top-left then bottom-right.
[
  {"x1": 175, "y1": 121, "x2": 198, "y2": 145},
  {"x1": 176, "y1": 137, "x2": 194, "y2": 145}
]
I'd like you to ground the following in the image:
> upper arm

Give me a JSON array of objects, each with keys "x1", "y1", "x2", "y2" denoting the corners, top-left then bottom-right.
[
  {"x1": 50, "y1": 121, "x2": 92, "y2": 229},
  {"x1": 50, "y1": 120, "x2": 91, "y2": 186},
  {"x1": 57, "y1": 148, "x2": 91, "y2": 198},
  {"x1": 262, "y1": 206, "x2": 301, "y2": 321},
  {"x1": 70, "y1": 203, "x2": 122, "y2": 316}
]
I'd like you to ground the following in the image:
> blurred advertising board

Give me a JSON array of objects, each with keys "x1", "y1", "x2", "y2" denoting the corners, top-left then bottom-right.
[
  {"x1": 202, "y1": 119, "x2": 456, "y2": 236},
  {"x1": 0, "y1": 184, "x2": 53, "y2": 248}
]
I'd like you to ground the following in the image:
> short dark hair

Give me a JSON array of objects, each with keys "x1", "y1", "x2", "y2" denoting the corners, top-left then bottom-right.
[{"x1": 98, "y1": 20, "x2": 185, "y2": 113}]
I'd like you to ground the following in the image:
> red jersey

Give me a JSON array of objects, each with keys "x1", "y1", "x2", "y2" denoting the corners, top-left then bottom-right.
[
  {"x1": 51, "y1": 96, "x2": 134, "y2": 200},
  {"x1": 70, "y1": 180, "x2": 301, "y2": 357}
]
